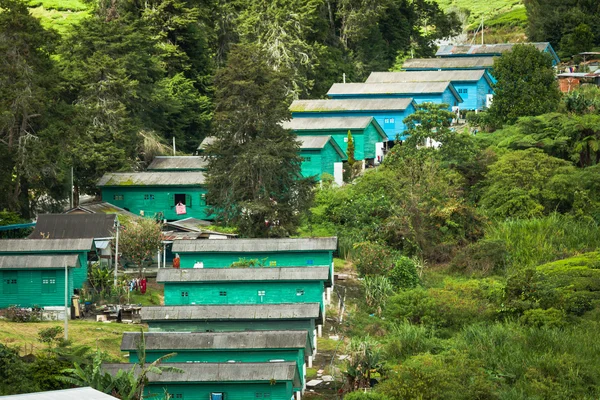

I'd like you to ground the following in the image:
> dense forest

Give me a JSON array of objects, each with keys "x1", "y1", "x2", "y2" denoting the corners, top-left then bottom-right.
[
  {"x1": 2, "y1": 0, "x2": 600, "y2": 398},
  {"x1": 0, "y1": 0, "x2": 461, "y2": 219}
]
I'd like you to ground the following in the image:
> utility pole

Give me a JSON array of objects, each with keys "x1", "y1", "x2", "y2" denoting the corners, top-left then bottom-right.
[
  {"x1": 70, "y1": 167, "x2": 74, "y2": 209},
  {"x1": 172, "y1": 137, "x2": 176, "y2": 156},
  {"x1": 482, "y1": 16, "x2": 484, "y2": 45},
  {"x1": 342, "y1": 73, "x2": 346, "y2": 83},
  {"x1": 114, "y1": 219, "x2": 120, "y2": 287}
]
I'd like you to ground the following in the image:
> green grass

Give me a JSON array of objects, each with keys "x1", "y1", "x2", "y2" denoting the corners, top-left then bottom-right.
[
  {"x1": 485, "y1": 214, "x2": 600, "y2": 273},
  {"x1": 27, "y1": 0, "x2": 90, "y2": 35},
  {"x1": 0, "y1": 320, "x2": 146, "y2": 359},
  {"x1": 27, "y1": 0, "x2": 88, "y2": 11},
  {"x1": 434, "y1": 0, "x2": 523, "y2": 23}
]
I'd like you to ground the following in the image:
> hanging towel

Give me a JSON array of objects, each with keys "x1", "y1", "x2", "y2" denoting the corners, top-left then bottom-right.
[{"x1": 176, "y1": 203, "x2": 187, "y2": 215}]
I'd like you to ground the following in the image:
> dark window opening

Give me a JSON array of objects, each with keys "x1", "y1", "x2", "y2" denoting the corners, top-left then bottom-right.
[
  {"x1": 219, "y1": 291, "x2": 227, "y2": 296},
  {"x1": 174, "y1": 193, "x2": 186, "y2": 205}
]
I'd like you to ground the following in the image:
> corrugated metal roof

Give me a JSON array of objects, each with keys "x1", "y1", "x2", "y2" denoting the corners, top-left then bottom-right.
[
  {"x1": 29, "y1": 214, "x2": 116, "y2": 239},
  {"x1": 0, "y1": 238, "x2": 94, "y2": 253},
  {"x1": 0, "y1": 254, "x2": 80, "y2": 269},
  {"x1": 121, "y1": 330, "x2": 308, "y2": 351},
  {"x1": 97, "y1": 172, "x2": 205, "y2": 187},
  {"x1": 282, "y1": 116, "x2": 373, "y2": 131},
  {"x1": 0, "y1": 387, "x2": 119, "y2": 400},
  {"x1": 64, "y1": 201, "x2": 139, "y2": 218},
  {"x1": 103, "y1": 362, "x2": 300, "y2": 386},
  {"x1": 298, "y1": 135, "x2": 331, "y2": 149},
  {"x1": 147, "y1": 156, "x2": 208, "y2": 171},
  {"x1": 402, "y1": 57, "x2": 495, "y2": 69},
  {"x1": 290, "y1": 98, "x2": 415, "y2": 112},
  {"x1": 436, "y1": 43, "x2": 550, "y2": 57},
  {"x1": 157, "y1": 267, "x2": 330, "y2": 282},
  {"x1": 366, "y1": 70, "x2": 487, "y2": 83},
  {"x1": 172, "y1": 237, "x2": 337, "y2": 253},
  {"x1": 141, "y1": 303, "x2": 321, "y2": 321},
  {"x1": 327, "y1": 82, "x2": 452, "y2": 96}
]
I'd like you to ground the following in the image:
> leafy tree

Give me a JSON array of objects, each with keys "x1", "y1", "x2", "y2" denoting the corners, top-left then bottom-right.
[
  {"x1": 481, "y1": 149, "x2": 576, "y2": 219},
  {"x1": 344, "y1": 336, "x2": 386, "y2": 390},
  {"x1": 119, "y1": 218, "x2": 163, "y2": 277},
  {"x1": 205, "y1": 44, "x2": 314, "y2": 237},
  {"x1": 0, "y1": 0, "x2": 67, "y2": 216},
  {"x1": 488, "y1": 45, "x2": 561, "y2": 126},
  {"x1": 347, "y1": 130, "x2": 356, "y2": 165},
  {"x1": 525, "y1": 0, "x2": 600, "y2": 58}
]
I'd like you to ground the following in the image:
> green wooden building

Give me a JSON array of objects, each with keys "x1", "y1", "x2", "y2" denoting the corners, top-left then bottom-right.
[
  {"x1": 282, "y1": 116, "x2": 387, "y2": 163},
  {"x1": 121, "y1": 331, "x2": 309, "y2": 391},
  {"x1": 298, "y1": 136, "x2": 345, "y2": 183},
  {"x1": 171, "y1": 237, "x2": 337, "y2": 289},
  {"x1": 147, "y1": 156, "x2": 208, "y2": 172},
  {"x1": 157, "y1": 267, "x2": 329, "y2": 317},
  {"x1": 97, "y1": 172, "x2": 209, "y2": 221},
  {"x1": 104, "y1": 362, "x2": 301, "y2": 400},
  {"x1": 0, "y1": 239, "x2": 94, "y2": 310},
  {"x1": 141, "y1": 304, "x2": 321, "y2": 360}
]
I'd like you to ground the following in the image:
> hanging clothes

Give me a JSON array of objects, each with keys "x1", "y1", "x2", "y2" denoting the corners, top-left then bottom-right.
[{"x1": 176, "y1": 202, "x2": 187, "y2": 215}]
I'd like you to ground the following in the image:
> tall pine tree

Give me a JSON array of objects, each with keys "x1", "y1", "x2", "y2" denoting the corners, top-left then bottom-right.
[{"x1": 205, "y1": 44, "x2": 314, "y2": 237}]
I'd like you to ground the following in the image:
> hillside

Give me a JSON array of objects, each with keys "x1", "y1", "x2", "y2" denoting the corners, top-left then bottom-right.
[
  {"x1": 27, "y1": 0, "x2": 89, "y2": 35},
  {"x1": 434, "y1": 0, "x2": 528, "y2": 43}
]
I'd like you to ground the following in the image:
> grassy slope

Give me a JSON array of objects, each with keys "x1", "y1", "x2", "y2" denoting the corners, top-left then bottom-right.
[
  {"x1": 27, "y1": 0, "x2": 89, "y2": 35},
  {"x1": 0, "y1": 320, "x2": 146, "y2": 359},
  {"x1": 433, "y1": 0, "x2": 527, "y2": 43}
]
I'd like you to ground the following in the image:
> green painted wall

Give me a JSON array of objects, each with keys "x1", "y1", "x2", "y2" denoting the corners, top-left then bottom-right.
[
  {"x1": 129, "y1": 348, "x2": 305, "y2": 389},
  {"x1": 178, "y1": 251, "x2": 333, "y2": 269},
  {"x1": 147, "y1": 319, "x2": 316, "y2": 354},
  {"x1": 363, "y1": 124, "x2": 384, "y2": 159},
  {"x1": 146, "y1": 381, "x2": 293, "y2": 400},
  {"x1": 300, "y1": 142, "x2": 344, "y2": 180},
  {"x1": 101, "y1": 186, "x2": 209, "y2": 221},
  {"x1": 0, "y1": 268, "x2": 76, "y2": 308},
  {"x1": 299, "y1": 149, "x2": 322, "y2": 179},
  {"x1": 163, "y1": 281, "x2": 325, "y2": 317},
  {"x1": 295, "y1": 128, "x2": 366, "y2": 160}
]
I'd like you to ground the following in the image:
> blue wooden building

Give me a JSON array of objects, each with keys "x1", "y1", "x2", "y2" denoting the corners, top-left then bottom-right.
[
  {"x1": 435, "y1": 42, "x2": 560, "y2": 66},
  {"x1": 0, "y1": 238, "x2": 94, "y2": 310},
  {"x1": 97, "y1": 172, "x2": 209, "y2": 221},
  {"x1": 282, "y1": 116, "x2": 387, "y2": 162},
  {"x1": 121, "y1": 331, "x2": 310, "y2": 392},
  {"x1": 290, "y1": 98, "x2": 417, "y2": 141},
  {"x1": 103, "y1": 362, "x2": 301, "y2": 400},
  {"x1": 401, "y1": 57, "x2": 495, "y2": 72},
  {"x1": 366, "y1": 71, "x2": 494, "y2": 110},
  {"x1": 327, "y1": 82, "x2": 463, "y2": 109},
  {"x1": 141, "y1": 304, "x2": 321, "y2": 360}
]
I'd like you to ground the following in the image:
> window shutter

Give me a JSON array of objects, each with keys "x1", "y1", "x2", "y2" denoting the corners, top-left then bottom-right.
[
  {"x1": 186, "y1": 194, "x2": 192, "y2": 207},
  {"x1": 169, "y1": 193, "x2": 175, "y2": 207}
]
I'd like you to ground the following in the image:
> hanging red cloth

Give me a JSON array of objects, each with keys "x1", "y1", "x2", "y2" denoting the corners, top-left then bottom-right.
[
  {"x1": 173, "y1": 256, "x2": 181, "y2": 269},
  {"x1": 140, "y1": 278, "x2": 147, "y2": 294}
]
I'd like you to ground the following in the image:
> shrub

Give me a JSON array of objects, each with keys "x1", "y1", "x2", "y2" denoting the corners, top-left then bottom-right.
[
  {"x1": 352, "y1": 241, "x2": 396, "y2": 276},
  {"x1": 520, "y1": 308, "x2": 567, "y2": 329},
  {"x1": 451, "y1": 239, "x2": 508, "y2": 276},
  {"x1": 343, "y1": 392, "x2": 389, "y2": 400},
  {"x1": 388, "y1": 256, "x2": 420, "y2": 289},
  {"x1": 384, "y1": 322, "x2": 447, "y2": 362},
  {"x1": 502, "y1": 252, "x2": 600, "y2": 318},
  {"x1": 385, "y1": 280, "x2": 497, "y2": 332}
]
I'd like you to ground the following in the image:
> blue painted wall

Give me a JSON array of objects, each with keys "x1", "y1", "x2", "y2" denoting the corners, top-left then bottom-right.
[
  {"x1": 452, "y1": 79, "x2": 494, "y2": 110},
  {"x1": 291, "y1": 106, "x2": 416, "y2": 141}
]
